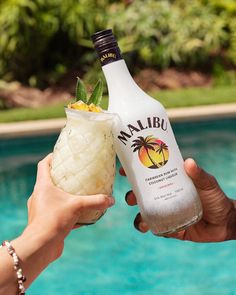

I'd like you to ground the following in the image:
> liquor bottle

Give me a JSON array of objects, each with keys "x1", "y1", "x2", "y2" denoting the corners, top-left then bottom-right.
[{"x1": 91, "y1": 29, "x2": 202, "y2": 235}]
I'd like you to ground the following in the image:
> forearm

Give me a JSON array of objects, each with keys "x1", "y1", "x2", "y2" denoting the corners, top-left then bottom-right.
[{"x1": 0, "y1": 226, "x2": 59, "y2": 294}]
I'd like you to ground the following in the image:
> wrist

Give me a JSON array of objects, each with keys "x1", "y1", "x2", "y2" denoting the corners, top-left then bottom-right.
[
  {"x1": 11, "y1": 225, "x2": 63, "y2": 288},
  {"x1": 18, "y1": 223, "x2": 63, "y2": 261}
]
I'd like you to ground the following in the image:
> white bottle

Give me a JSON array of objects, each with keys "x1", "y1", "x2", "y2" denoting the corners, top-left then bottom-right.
[{"x1": 92, "y1": 29, "x2": 202, "y2": 235}]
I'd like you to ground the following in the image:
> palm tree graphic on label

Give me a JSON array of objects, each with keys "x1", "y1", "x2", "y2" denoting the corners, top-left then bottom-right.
[{"x1": 131, "y1": 135, "x2": 169, "y2": 169}]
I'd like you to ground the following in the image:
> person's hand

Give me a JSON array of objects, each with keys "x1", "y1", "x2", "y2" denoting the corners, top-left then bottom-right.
[
  {"x1": 120, "y1": 158, "x2": 236, "y2": 242},
  {"x1": 26, "y1": 153, "x2": 115, "y2": 259},
  {"x1": 8, "y1": 154, "x2": 115, "y2": 289}
]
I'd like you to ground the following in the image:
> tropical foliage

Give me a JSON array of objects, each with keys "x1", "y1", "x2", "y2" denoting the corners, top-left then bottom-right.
[{"x1": 0, "y1": 0, "x2": 235, "y2": 87}]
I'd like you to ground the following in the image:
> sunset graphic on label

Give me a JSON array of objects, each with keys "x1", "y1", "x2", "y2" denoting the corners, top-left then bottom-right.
[{"x1": 131, "y1": 135, "x2": 169, "y2": 169}]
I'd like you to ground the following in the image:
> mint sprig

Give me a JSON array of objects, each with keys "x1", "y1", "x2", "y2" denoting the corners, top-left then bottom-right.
[{"x1": 75, "y1": 77, "x2": 103, "y2": 106}]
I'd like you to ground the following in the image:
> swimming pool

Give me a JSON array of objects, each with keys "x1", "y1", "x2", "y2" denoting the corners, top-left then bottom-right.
[{"x1": 0, "y1": 118, "x2": 236, "y2": 295}]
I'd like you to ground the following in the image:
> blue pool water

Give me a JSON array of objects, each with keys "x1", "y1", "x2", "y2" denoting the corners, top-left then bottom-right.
[{"x1": 0, "y1": 118, "x2": 236, "y2": 295}]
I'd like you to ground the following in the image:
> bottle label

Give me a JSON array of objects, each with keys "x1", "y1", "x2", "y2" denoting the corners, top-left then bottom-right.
[
  {"x1": 113, "y1": 112, "x2": 201, "y2": 234},
  {"x1": 118, "y1": 116, "x2": 169, "y2": 169},
  {"x1": 114, "y1": 115, "x2": 193, "y2": 200},
  {"x1": 98, "y1": 48, "x2": 122, "y2": 66}
]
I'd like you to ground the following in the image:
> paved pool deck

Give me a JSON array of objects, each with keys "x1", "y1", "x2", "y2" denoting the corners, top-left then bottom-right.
[{"x1": 0, "y1": 103, "x2": 236, "y2": 138}]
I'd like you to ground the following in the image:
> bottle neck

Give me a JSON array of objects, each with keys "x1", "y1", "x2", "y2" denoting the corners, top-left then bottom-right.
[
  {"x1": 102, "y1": 60, "x2": 146, "y2": 112},
  {"x1": 102, "y1": 59, "x2": 137, "y2": 91},
  {"x1": 92, "y1": 29, "x2": 164, "y2": 119}
]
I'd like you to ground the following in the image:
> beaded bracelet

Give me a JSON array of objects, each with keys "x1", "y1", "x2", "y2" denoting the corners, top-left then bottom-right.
[{"x1": 1, "y1": 240, "x2": 26, "y2": 294}]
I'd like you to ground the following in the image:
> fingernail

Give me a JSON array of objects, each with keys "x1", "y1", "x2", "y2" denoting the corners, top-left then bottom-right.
[
  {"x1": 190, "y1": 158, "x2": 198, "y2": 168},
  {"x1": 125, "y1": 190, "x2": 132, "y2": 203},
  {"x1": 108, "y1": 197, "x2": 115, "y2": 207},
  {"x1": 139, "y1": 222, "x2": 148, "y2": 232},
  {"x1": 134, "y1": 213, "x2": 142, "y2": 232},
  {"x1": 193, "y1": 159, "x2": 198, "y2": 168}
]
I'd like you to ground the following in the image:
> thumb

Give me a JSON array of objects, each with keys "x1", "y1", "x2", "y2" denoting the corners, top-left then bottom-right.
[
  {"x1": 36, "y1": 153, "x2": 53, "y2": 185},
  {"x1": 71, "y1": 194, "x2": 115, "y2": 211},
  {"x1": 184, "y1": 158, "x2": 220, "y2": 191}
]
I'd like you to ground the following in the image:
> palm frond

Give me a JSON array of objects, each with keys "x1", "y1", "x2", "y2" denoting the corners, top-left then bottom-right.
[
  {"x1": 146, "y1": 136, "x2": 155, "y2": 142},
  {"x1": 148, "y1": 141, "x2": 158, "y2": 145},
  {"x1": 133, "y1": 146, "x2": 141, "y2": 152},
  {"x1": 137, "y1": 136, "x2": 145, "y2": 141},
  {"x1": 146, "y1": 145, "x2": 155, "y2": 151},
  {"x1": 133, "y1": 139, "x2": 142, "y2": 143}
]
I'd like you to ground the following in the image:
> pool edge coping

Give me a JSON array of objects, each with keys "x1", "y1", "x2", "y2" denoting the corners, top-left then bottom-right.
[{"x1": 0, "y1": 103, "x2": 236, "y2": 138}]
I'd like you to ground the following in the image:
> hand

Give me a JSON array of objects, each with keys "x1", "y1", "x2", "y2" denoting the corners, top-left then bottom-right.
[
  {"x1": 0, "y1": 154, "x2": 115, "y2": 292},
  {"x1": 120, "y1": 158, "x2": 236, "y2": 242},
  {"x1": 26, "y1": 153, "x2": 115, "y2": 261}
]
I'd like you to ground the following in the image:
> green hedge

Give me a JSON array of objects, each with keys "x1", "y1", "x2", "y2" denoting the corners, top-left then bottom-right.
[{"x1": 0, "y1": 0, "x2": 235, "y2": 87}]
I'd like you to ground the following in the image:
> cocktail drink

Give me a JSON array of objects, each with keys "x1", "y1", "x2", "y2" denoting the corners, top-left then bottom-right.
[{"x1": 50, "y1": 79, "x2": 116, "y2": 224}]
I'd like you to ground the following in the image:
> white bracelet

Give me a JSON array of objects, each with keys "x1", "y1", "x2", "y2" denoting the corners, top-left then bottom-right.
[{"x1": 1, "y1": 240, "x2": 26, "y2": 294}]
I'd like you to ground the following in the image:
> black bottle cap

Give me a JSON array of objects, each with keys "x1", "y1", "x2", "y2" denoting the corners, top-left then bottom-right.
[{"x1": 91, "y1": 29, "x2": 122, "y2": 66}]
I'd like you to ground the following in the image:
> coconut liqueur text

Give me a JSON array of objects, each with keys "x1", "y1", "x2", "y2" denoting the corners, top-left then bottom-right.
[{"x1": 92, "y1": 29, "x2": 202, "y2": 235}]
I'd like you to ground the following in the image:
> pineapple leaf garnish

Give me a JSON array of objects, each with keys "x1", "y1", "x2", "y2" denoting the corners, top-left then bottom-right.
[
  {"x1": 87, "y1": 79, "x2": 103, "y2": 106},
  {"x1": 75, "y1": 77, "x2": 87, "y2": 103}
]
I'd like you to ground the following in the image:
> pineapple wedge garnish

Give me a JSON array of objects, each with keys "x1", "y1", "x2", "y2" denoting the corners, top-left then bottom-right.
[
  {"x1": 68, "y1": 101, "x2": 102, "y2": 112},
  {"x1": 67, "y1": 78, "x2": 103, "y2": 112}
]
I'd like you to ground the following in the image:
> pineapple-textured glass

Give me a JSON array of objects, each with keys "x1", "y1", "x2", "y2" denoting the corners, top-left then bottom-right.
[{"x1": 51, "y1": 108, "x2": 116, "y2": 225}]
